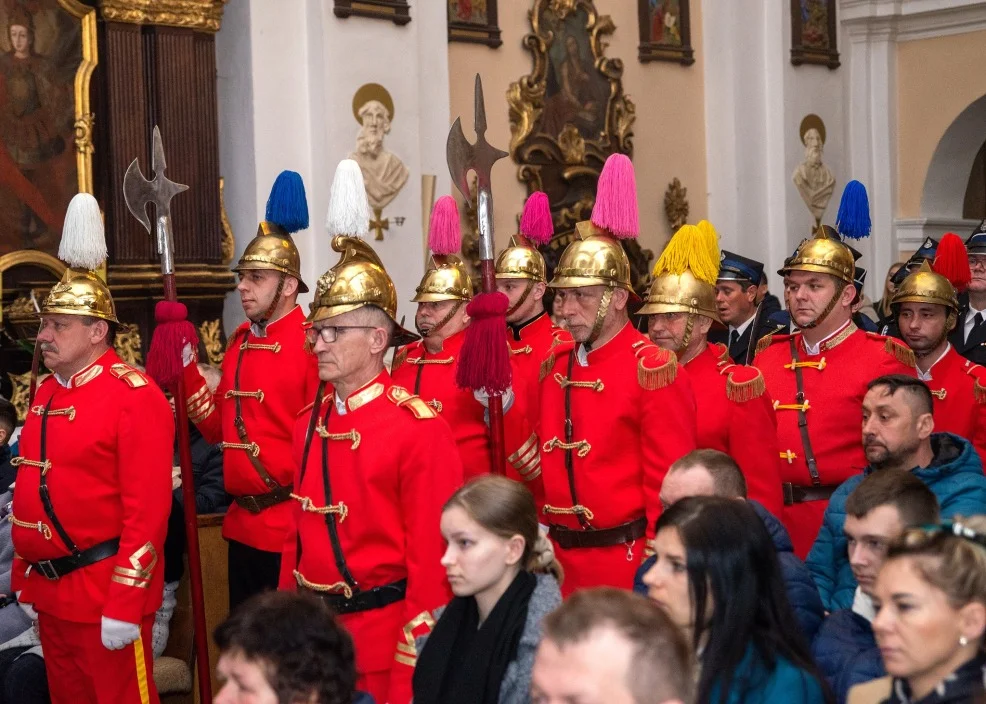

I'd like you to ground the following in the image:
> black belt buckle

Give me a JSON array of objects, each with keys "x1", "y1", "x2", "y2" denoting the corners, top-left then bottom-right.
[
  {"x1": 35, "y1": 559, "x2": 59, "y2": 580},
  {"x1": 782, "y1": 482, "x2": 794, "y2": 506},
  {"x1": 237, "y1": 495, "x2": 263, "y2": 514}
]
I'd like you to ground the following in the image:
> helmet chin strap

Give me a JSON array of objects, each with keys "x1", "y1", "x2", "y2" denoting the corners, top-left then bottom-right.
[
  {"x1": 799, "y1": 281, "x2": 845, "y2": 329},
  {"x1": 255, "y1": 271, "x2": 286, "y2": 328},
  {"x1": 911, "y1": 308, "x2": 957, "y2": 360},
  {"x1": 505, "y1": 280, "x2": 534, "y2": 317},
  {"x1": 584, "y1": 288, "x2": 614, "y2": 351},
  {"x1": 675, "y1": 313, "x2": 696, "y2": 359},
  {"x1": 416, "y1": 300, "x2": 464, "y2": 338}
]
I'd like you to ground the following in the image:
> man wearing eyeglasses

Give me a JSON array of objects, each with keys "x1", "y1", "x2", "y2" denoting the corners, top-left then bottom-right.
[
  {"x1": 949, "y1": 221, "x2": 986, "y2": 365},
  {"x1": 279, "y1": 234, "x2": 462, "y2": 704},
  {"x1": 181, "y1": 172, "x2": 320, "y2": 609}
]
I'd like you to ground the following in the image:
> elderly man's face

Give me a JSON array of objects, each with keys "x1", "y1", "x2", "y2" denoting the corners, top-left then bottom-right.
[{"x1": 359, "y1": 101, "x2": 390, "y2": 138}]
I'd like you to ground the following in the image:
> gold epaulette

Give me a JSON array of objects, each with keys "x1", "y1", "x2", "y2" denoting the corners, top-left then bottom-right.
[
  {"x1": 539, "y1": 352, "x2": 557, "y2": 382},
  {"x1": 387, "y1": 385, "x2": 437, "y2": 419},
  {"x1": 754, "y1": 333, "x2": 775, "y2": 357},
  {"x1": 964, "y1": 362, "x2": 986, "y2": 404},
  {"x1": 109, "y1": 363, "x2": 149, "y2": 389},
  {"x1": 392, "y1": 346, "x2": 409, "y2": 372},
  {"x1": 712, "y1": 342, "x2": 730, "y2": 363},
  {"x1": 226, "y1": 325, "x2": 248, "y2": 352},
  {"x1": 722, "y1": 365, "x2": 767, "y2": 403},
  {"x1": 636, "y1": 346, "x2": 678, "y2": 390},
  {"x1": 869, "y1": 333, "x2": 916, "y2": 367}
]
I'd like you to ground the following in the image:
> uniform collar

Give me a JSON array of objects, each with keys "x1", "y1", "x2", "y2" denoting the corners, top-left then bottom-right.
[
  {"x1": 54, "y1": 348, "x2": 114, "y2": 388},
  {"x1": 334, "y1": 370, "x2": 389, "y2": 415},
  {"x1": 420, "y1": 327, "x2": 466, "y2": 359},
  {"x1": 802, "y1": 319, "x2": 855, "y2": 355},
  {"x1": 577, "y1": 321, "x2": 635, "y2": 366},
  {"x1": 250, "y1": 304, "x2": 300, "y2": 338},
  {"x1": 917, "y1": 343, "x2": 952, "y2": 381},
  {"x1": 682, "y1": 342, "x2": 720, "y2": 368},
  {"x1": 508, "y1": 311, "x2": 550, "y2": 342}
]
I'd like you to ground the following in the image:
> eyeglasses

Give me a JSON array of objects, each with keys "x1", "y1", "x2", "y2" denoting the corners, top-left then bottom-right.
[
  {"x1": 969, "y1": 257, "x2": 986, "y2": 271},
  {"x1": 304, "y1": 325, "x2": 378, "y2": 344}
]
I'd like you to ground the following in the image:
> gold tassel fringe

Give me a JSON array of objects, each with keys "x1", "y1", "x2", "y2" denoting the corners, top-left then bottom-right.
[
  {"x1": 725, "y1": 371, "x2": 766, "y2": 402},
  {"x1": 884, "y1": 338, "x2": 916, "y2": 367},
  {"x1": 638, "y1": 351, "x2": 678, "y2": 390}
]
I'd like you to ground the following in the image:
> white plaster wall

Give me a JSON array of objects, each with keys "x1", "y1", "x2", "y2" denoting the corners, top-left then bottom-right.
[{"x1": 216, "y1": 0, "x2": 450, "y2": 331}]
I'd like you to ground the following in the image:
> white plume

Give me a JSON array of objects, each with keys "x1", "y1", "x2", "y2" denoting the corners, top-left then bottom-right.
[
  {"x1": 58, "y1": 193, "x2": 107, "y2": 270},
  {"x1": 325, "y1": 159, "x2": 370, "y2": 237}
]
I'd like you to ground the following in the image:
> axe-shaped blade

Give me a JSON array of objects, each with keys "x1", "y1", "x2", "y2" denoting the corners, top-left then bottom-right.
[
  {"x1": 447, "y1": 74, "x2": 507, "y2": 200},
  {"x1": 123, "y1": 126, "x2": 189, "y2": 235}
]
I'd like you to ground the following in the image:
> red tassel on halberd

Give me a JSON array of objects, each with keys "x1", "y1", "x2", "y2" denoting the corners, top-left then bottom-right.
[
  {"x1": 147, "y1": 300, "x2": 198, "y2": 389},
  {"x1": 456, "y1": 292, "x2": 512, "y2": 394},
  {"x1": 933, "y1": 233, "x2": 972, "y2": 293}
]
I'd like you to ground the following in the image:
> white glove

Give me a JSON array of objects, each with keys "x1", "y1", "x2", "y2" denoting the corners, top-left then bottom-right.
[
  {"x1": 472, "y1": 387, "x2": 515, "y2": 412},
  {"x1": 15, "y1": 591, "x2": 36, "y2": 621},
  {"x1": 181, "y1": 342, "x2": 196, "y2": 368},
  {"x1": 101, "y1": 616, "x2": 140, "y2": 650},
  {"x1": 172, "y1": 466, "x2": 182, "y2": 491}
]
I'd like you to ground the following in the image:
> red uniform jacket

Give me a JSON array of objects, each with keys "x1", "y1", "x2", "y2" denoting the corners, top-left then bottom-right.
[
  {"x1": 684, "y1": 343, "x2": 784, "y2": 516},
  {"x1": 11, "y1": 350, "x2": 173, "y2": 625},
  {"x1": 919, "y1": 345, "x2": 986, "y2": 466},
  {"x1": 504, "y1": 322, "x2": 697, "y2": 595},
  {"x1": 279, "y1": 372, "x2": 462, "y2": 704},
  {"x1": 184, "y1": 306, "x2": 320, "y2": 552},
  {"x1": 392, "y1": 328, "x2": 495, "y2": 479},
  {"x1": 509, "y1": 313, "x2": 572, "y2": 428},
  {"x1": 754, "y1": 322, "x2": 916, "y2": 556}
]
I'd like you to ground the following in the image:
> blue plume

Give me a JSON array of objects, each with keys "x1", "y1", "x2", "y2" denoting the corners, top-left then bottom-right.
[
  {"x1": 265, "y1": 170, "x2": 309, "y2": 234},
  {"x1": 835, "y1": 179, "x2": 871, "y2": 240}
]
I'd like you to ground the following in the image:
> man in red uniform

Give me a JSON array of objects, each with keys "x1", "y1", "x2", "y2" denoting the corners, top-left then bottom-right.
[
  {"x1": 182, "y1": 171, "x2": 319, "y2": 608},
  {"x1": 503, "y1": 154, "x2": 697, "y2": 595},
  {"x1": 754, "y1": 228, "x2": 915, "y2": 556},
  {"x1": 640, "y1": 222, "x2": 783, "y2": 516},
  {"x1": 279, "y1": 230, "x2": 462, "y2": 704},
  {"x1": 392, "y1": 212, "x2": 494, "y2": 478},
  {"x1": 893, "y1": 261, "x2": 986, "y2": 463},
  {"x1": 12, "y1": 194, "x2": 173, "y2": 704}
]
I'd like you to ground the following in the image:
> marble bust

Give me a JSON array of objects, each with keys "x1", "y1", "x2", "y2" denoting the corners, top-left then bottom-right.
[
  {"x1": 348, "y1": 87, "x2": 409, "y2": 213},
  {"x1": 793, "y1": 123, "x2": 836, "y2": 225}
]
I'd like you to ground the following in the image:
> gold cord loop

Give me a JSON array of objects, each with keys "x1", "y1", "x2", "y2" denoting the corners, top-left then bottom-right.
[
  {"x1": 779, "y1": 449, "x2": 798, "y2": 464},
  {"x1": 224, "y1": 390, "x2": 265, "y2": 403},
  {"x1": 8, "y1": 514, "x2": 52, "y2": 540},
  {"x1": 773, "y1": 400, "x2": 810, "y2": 412},
  {"x1": 784, "y1": 358, "x2": 827, "y2": 371},
  {"x1": 293, "y1": 571, "x2": 353, "y2": 599},
  {"x1": 542, "y1": 504, "x2": 596, "y2": 521},
  {"x1": 315, "y1": 426, "x2": 361, "y2": 450},
  {"x1": 31, "y1": 405, "x2": 76, "y2": 421},
  {"x1": 241, "y1": 341, "x2": 282, "y2": 353},
  {"x1": 542, "y1": 437, "x2": 591, "y2": 458},
  {"x1": 931, "y1": 388, "x2": 947, "y2": 400},
  {"x1": 290, "y1": 494, "x2": 349, "y2": 521},
  {"x1": 219, "y1": 441, "x2": 261, "y2": 457},
  {"x1": 552, "y1": 373, "x2": 604, "y2": 392},
  {"x1": 10, "y1": 457, "x2": 52, "y2": 475}
]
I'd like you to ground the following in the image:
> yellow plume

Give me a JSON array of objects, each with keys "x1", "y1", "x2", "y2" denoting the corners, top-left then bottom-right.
[{"x1": 653, "y1": 221, "x2": 721, "y2": 285}]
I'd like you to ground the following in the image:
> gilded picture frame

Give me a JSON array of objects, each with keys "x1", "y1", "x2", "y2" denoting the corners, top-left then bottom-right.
[
  {"x1": 447, "y1": 0, "x2": 502, "y2": 48},
  {"x1": 790, "y1": 0, "x2": 840, "y2": 69},
  {"x1": 637, "y1": 0, "x2": 694, "y2": 66},
  {"x1": 0, "y1": 0, "x2": 97, "y2": 258},
  {"x1": 333, "y1": 0, "x2": 410, "y2": 26}
]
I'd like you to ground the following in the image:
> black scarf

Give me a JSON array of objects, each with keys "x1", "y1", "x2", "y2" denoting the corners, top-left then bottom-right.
[
  {"x1": 413, "y1": 571, "x2": 536, "y2": 704},
  {"x1": 885, "y1": 653, "x2": 986, "y2": 704}
]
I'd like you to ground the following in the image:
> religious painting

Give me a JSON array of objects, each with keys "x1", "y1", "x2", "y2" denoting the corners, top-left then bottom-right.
[
  {"x1": 637, "y1": 0, "x2": 694, "y2": 65},
  {"x1": 447, "y1": 0, "x2": 501, "y2": 48},
  {"x1": 0, "y1": 0, "x2": 96, "y2": 258},
  {"x1": 791, "y1": 0, "x2": 840, "y2": 69}
]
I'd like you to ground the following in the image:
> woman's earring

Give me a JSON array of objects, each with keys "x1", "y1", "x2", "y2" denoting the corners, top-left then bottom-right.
[{"x1": 960, "y1": 635, "x2": 969, "y2": 646}]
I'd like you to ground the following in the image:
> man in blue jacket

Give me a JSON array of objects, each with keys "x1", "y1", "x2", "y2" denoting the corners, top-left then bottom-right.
[
  {"x1": 807, "y1": 374, "x2": 986, "y2": 612},
  {"x1": 634, "y1": 449, "x2": 824, "y2": 643},
  {"x1": 811, "y1": 469, "x2": 939, "y2": 703}
]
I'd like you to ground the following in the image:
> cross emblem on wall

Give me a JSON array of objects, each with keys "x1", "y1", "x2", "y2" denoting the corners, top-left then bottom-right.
[{"x1": 370, "y1": 207, "x2": 405, "y2": 241}]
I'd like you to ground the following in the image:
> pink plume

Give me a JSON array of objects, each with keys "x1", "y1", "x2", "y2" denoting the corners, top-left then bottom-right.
[
  {"x1": 590, "y1": 153, "x2": 639, "y2": 240},
  {"x1": 519, "y1": 191, "x2": 554, "y2": 246},
  {"x1": 428, "y1": 195, "x2": 461, "y2": 255}
]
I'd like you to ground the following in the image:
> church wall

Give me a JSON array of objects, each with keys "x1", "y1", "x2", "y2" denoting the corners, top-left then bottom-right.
[
  {"x1": 896, "y1": 27, "x2": 986, "y2": 219},
  {"x1": 447, "y1": 1, "x2": 709, "y2": 257}
]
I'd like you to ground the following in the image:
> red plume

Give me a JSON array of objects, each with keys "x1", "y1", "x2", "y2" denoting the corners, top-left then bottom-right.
[
  {"x1": 146, "y1": 301, "x2": 199, "y2": 389},
  {"x1": 455, "y1": 292, "x2": 512, "y2": 395},
  {"x1": 933, "y1": 233, "x2": 972, "y2": 292}
]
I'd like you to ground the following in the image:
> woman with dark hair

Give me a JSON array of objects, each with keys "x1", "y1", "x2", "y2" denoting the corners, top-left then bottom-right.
[
  {"x1": 643, "y1": 496, "x2": 831, "y2": 704},
  {"x1": 412, "y1": 475, "x2": 563, "y2": 704}
]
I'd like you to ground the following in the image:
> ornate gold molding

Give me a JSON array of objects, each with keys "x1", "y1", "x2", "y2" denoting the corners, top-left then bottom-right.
[
  {"x1": 198, "y1": 318, "x2": 225, "y2": 366},
  {"x1": 114, "y1": 324, "x2": 144, "y2": 367},
  {"x1": 106, "y1": 263, "x2": 236, "y2": 297},
  {"x1": 7, "y1": 371, "x2": 31, "y2": 422},
  {"x1": 219, "y1": 177, "x2": 235, "y2": 265},
  {"x1": 664, "y1": 178, "x2": 689, "y2": 232},
  {"x1": 60, "y1": 0, "x2": 98, "y2": 194},
  {"x1": 98, "y1": 0, "x2": 229, "y2": 33}
]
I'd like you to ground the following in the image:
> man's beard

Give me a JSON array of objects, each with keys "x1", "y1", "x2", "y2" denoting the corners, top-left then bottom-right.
[
  {"x1": 356, "y1": 128, "x2": 383, "y2": 158},
  {"x1": 806, "y1": 145, "x2": 822, "y2": 166},
  {"x1": 865, "y1": 437, "x2": 921, "y2": 470}
]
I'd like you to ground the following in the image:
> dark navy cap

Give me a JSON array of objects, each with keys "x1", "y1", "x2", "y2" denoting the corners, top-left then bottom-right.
[
  {"x1": 854, "y1": 267, "x2": 867, "y2": 291},
  {"x1": 914, "y1": 236, "x2": 938, "y2": 260},
  {"x1": 719, "y1": 250, "x2": 764, "y2": 284},
  {"x1": 967, "y1": 220, "x2": 986, "y2": 255}
]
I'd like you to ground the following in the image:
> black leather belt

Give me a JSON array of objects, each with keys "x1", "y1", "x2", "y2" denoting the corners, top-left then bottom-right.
[
  {"x1": 303, "y1": 578, "x2": 407, "y2": 615},
  {"x1": 234, "y1": 485, "x2": 294, "y2": 514},
  {"x1": 549, "y1": 516, "x2": 647, "y2": 550},
  {"x1": 29, "y1": 537, "x2": 120, "y2": 581},
  {"x1": 782, "y1": 482, "x2": 840, "y2": 506}
]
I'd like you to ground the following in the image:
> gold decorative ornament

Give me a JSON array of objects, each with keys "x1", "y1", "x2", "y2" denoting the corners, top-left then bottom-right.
[
  {"x1": 891, "y1": 261, "x2": 959, "y2": 312},
  {"x1": 663, "y1": 178, "x2": 689, "y2": 232},
  {"x1": 495, "y1": 236, "x2": 547, "y2": 283},
  {"x1": 97, "y1": 0, "x2": 228, "y2": 33},
  {"x1": 309, "y1": 236, "x2": 417, "y2": 346},
  {"x1": 233, "y1": 222, "x2": 308, "y2": 293},
  {"x1": 7, "y1": 371, "x2": 32, "y2": 422},
  {"x1": 413, "y1": 256, "x2": 473, "y2": 303},
  {"x1": 219, "y1": 178, "x2": 235, "y2": 265},
  {"x1": 74, "y1": 113, "x2": 95, "y2": 163},
  {"x1": 779, "y1": 226, "x2": 855, "y2": 285},
  {"x1": 558, "y1": 125, "x2": 586, "y2": 165},
  {"x1": 198, "y1": 318, "x2": 225, "y2": 366},
  {"x1": 113, "y1": 323, "x2": 143, "y2": 366}
]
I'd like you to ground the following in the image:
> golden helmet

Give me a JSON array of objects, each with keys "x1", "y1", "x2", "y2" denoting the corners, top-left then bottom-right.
[
  {"x1": 779, "y1": 226, "x2": 855, "y2": 285},
  {"x1": 638, "y1": 272, "x2": 719, "y2": 322},
  {"x1": 308, "y1": 236, "x2": 417, "y2": 346},
  {"x1": 495, "y1": 235, "x2": 546, "y2": 282},
  {"x1": 41, "y1": 268, "x2": 118, "y2": 323},
  {"x1": 233, "y1": 222, "x2": 309, "y2": 293},
  {"x1": 548, "y1": 221, "x2": 633, "y2": 293},
  {"x1": 412, "y1": 255, "x2": 473, "y2": 303},
  {"x1": 891, "y1": 261, "x2": 959, "y2": 312}
]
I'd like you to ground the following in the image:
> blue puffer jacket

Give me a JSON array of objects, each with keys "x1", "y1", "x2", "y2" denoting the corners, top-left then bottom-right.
[
  {"x1": 708, "y1": 642, "x2": 827, "y2": 704},
  {"x1": 807, "y1": 433, "x2": 986, "y2": 612},
  {"x1": 811, "y1": 608, "x2": 883, "y2": 704},
  {"x1": 634, "y1": 500, "x2": 825, "y2": 643}
]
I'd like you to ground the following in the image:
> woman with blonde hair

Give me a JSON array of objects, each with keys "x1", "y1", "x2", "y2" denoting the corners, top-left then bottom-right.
[
  {"x1": 412, "y1": 475, "x2": 562, "y2": 704},
  {"x1": 849, "y1": 516, "x2": 986, "y2": 704}
]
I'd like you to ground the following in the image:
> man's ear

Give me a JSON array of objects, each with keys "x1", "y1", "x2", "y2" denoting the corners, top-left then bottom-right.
[
  {"x1": 532, "y1": 281, "x2": 547, "y2": 302},
  {"x1": 282, "y1": 276, "x2": 300, "y2": 298},
  {"x1": 841, "y1": 283, "x2": 858, "y2": 307},
  {"x1": 611, "y1": 287, "x2": 630, "y2": 312},
  {"x1": 916, "y1": 411, "x2": 935, "y2": 440}
]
